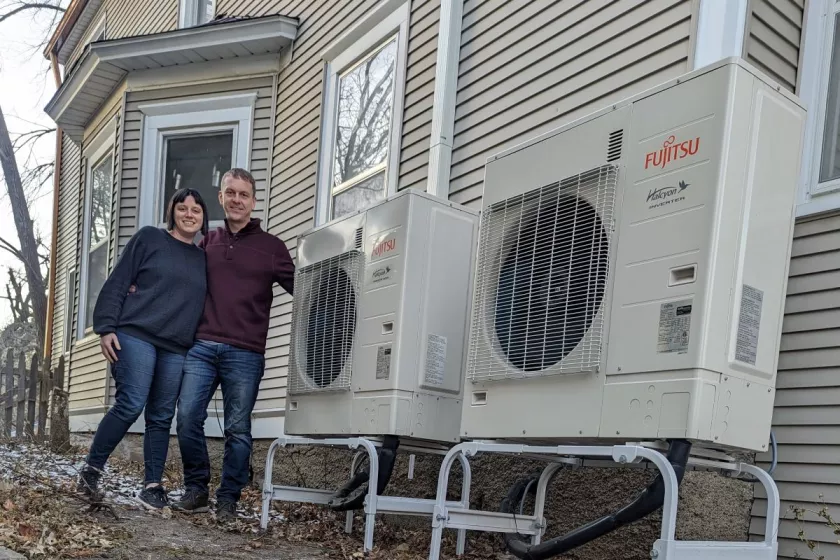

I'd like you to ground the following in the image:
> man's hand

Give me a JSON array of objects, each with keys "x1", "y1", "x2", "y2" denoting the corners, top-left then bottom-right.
[
  {"x1": 100, "y1": 333, "x2": 121, "y2": 364},
  {"x1": 128, "y1": 285, "x2": 136, "y2": 294}
]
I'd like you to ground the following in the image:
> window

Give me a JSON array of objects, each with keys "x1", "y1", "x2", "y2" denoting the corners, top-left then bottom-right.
[
  {"x1": 798, "y1": 0, "x2": 840, "y2": 215},
  {"x1": 63, "y1": 268, "x2": 76, "y2": 355},
  {"x1": 817, "y1": 9, "x2": 840, "y2": 190},
  {"x1": 179, "y1": 0, "x2": 215, "y2": 28},
  {"x1": 316, "y1": 1, "x2": 409, "y2": 224},
  {"x1": 138, "y1": 94, "x2": 256, "y2": 229},
  {"x1": 78, "y1": 122, "x2": 115, "y2": 338},
  {"x1": 162, "y1": 132, "x2": 232, "y2": 223}
]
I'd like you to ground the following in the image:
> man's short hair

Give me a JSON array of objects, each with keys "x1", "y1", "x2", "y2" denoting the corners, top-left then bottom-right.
[{"x1": 222, "y1": 168, "x2": 256, "y2": 196}]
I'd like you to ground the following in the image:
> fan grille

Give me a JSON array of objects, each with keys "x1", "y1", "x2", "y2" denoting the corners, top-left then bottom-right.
[
  {"x1": 289, "y1": 250, "x2": 362, "y2": 394},
  {"x1": 468, "y1": 165, "x2": 617, "y2": 381}
]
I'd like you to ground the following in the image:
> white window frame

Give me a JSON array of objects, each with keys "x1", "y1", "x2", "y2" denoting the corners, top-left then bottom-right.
[
  {"x1": 138, "y1": 93, "x2": 256, "y2": 230},
  {"x1": 797, "y1": 0, "x2": 840, "y2": 216},
  {"x1": 63, "y1": 267, "x2": 76, "y2": 355},
  {"x1": 78, "y1": 119, "x2": 116, "y2": 341},
  {"x1": 315, "y1": 0, "x2": 410, "y2": 226},
  {"x1": 178, "y1": 0, "x2": 215, "y2": 28}
]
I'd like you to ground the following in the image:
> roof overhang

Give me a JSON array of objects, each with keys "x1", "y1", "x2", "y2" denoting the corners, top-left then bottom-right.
[
  {"x1": 45, "y1": 15, "x2": 298, "y2": 141},
  {"x1": 44, "y1": 0, "x2": 89, "y2": 61},
  {"x1": 55, "y1": 0, "x2": 105, "y2": 66}
]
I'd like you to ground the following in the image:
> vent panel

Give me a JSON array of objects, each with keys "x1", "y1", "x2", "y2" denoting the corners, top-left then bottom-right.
[
  {"x1": 468, "y1": 165, "x2": 617, "y2": 381},
  {"x1": 289, "y1": 250, "x2": 362, "y2": 394},
  {"x1": 607, "y1": 130, "x2": 623, "y2": 162},
  {"x1": 354, "y1": 227, "x2": 364, "y2": 249}
]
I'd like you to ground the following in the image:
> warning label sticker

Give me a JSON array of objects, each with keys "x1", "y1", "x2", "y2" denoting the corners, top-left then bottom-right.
[
  {"x1": 658, "y1": 300, "x2": 692, "y2": 354},
  {"x1": 735, "y1": 284, "x2": 763, "y2": 366},
  {"x1": 376, "y1": 345, "x2": 392, "y2": 380},
  {"x1": 424, "y1": 334, "x2": 447, "y2": 387}
]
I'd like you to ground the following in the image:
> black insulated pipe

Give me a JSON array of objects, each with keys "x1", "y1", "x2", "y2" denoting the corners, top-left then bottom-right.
[
  {"x1": 501, "y1": 440, "x2": 692, "y2": 560},
  {"x1": 328, "y1": 435, "x2": 400, "y2": 511}
]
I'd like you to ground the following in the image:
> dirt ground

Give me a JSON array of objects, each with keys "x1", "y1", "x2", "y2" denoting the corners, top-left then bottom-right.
[{"x1": 76, "y1": 507, "x2": 325, "y2": 560}]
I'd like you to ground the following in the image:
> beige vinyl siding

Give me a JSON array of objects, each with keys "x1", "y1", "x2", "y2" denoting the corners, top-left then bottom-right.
[
  {"x1": 68, "y1": 97, "x2": 124, "y2": 412},
  {"x1": 50, "y1": 134, "x2": 83, "y2": 368},
  {"x1": 398, "y1": 0, "x2": 440, "y2": 190},
  {"x1": 103, "y1": 0, "x2": 177, "y2": 41},
  {"x1": 449, "y1": 0, "x2": 695, "y2": 208},
  {"x1": 749, "y1": 214, "x2": 840, "y2": 559},
  {"x1": 744, "y1": 0, "x2": 805, "y2": 93}
]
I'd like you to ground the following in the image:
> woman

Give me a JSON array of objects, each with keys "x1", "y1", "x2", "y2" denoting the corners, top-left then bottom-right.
[{"x1": 77, "y1": 188, "x2": 209, "y2": 510}]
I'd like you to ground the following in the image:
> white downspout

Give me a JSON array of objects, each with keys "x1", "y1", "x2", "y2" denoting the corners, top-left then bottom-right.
[
  {"x1": 692, "y1": 0, "x2": 749, "y2": 69},
  {"x1": 426, "y1": 0, "x2": 464, "y2": 199}
]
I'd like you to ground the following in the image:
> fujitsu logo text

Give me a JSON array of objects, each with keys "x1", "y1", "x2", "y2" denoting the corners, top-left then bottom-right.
[
  {"x1": 372, "y1": 239, "x2": 396, "y2": 258},
  {"x1": 644, "y1": 135, "x2": 700, "y2": 170}
]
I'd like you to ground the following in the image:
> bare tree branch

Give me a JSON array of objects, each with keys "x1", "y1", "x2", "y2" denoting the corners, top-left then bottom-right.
[
  {"x1": 0, "y1": 106, "x2": 48, "y2": 347},
  {"x1": 0, "y1": 1, "x2": 65, "y2": 24}
]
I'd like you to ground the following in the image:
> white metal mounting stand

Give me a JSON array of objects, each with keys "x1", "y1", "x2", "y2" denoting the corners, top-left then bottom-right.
[
  {"x1": 428, "y1": 442, "x2": 780, "y2": 560},
  {"x1": 261, "y1": 436, "x2": 472, "y2": 554}
]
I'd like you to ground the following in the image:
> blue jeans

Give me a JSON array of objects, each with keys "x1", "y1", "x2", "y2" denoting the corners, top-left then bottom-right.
[
  {"x1": 176, "y1": 340, "x2": 264, "y2": 503},
  {"x1": 86, "y1": 331, "x2": 185, "y2": 484}
]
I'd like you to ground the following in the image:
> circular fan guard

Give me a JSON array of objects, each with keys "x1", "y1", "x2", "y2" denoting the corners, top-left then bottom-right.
[{"x1": 494, "y1": 194, "x2": 609, "y2": 372}]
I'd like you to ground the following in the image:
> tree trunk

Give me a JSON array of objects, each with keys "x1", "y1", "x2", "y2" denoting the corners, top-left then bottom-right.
[{"x1": 0, "y1": 106, "x2": 48, "y2": 349}]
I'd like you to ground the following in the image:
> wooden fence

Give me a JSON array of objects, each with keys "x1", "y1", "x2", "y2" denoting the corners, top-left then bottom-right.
[{"x1": 0, "y1": 352, "x2": 66, "y2": 444}]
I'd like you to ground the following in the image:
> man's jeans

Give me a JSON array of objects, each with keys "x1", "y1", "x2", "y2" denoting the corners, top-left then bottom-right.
[
  {"x1": 176, "y1": 340, "x2": 264, "y2": 503},
  {"x1": 86, "y1": 331, "x2": 185, "y2": 484}
]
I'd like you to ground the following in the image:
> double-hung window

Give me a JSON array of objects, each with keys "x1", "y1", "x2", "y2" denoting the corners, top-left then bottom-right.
[
  {"x1": 138, "y1": 94, "x2": 256, "y2": 230},
  {"x1": 317, "y1": 1, "x2": 409, "y2": 224},
  {"x1": 78, "y1": 123, "x2": 115, "y2": 338},
  {"x1": 798, "y1": 0, "x2": 840, "y2": 214}
]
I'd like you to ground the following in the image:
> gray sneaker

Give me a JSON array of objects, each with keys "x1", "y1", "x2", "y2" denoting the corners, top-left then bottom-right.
[
  {"x1": 215, "y1": 500, "x2": 237, "y2": 523},
  {"x1": 76, "y1": 465, "x2": 101, "y2": 499},
  {"x1": 171, "y1": 488, "x2": 209, "y2": 514},
  {"x1": 137, "y1": 486, "x2": 169, "y2": 510}
]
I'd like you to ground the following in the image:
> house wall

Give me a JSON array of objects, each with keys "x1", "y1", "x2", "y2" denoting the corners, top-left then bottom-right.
[
  {"x1": 102, "y1": 0, "x2": 177, "y2": 40},
  {"x1": 749, "y1": 214, "x2": 840, "y2": 559},
  {"x1": 49, "y1": 133, "x2": 82, "y2": 370},
  {"x1": 743, "y1": 0, "x2": 805, "y2": 93},
  {"x1": 66, "y1": 87, "x2": 124, "y2": 426},
  {"x1": 449, "y1": 0, "x2": 697, "y2": 208}
]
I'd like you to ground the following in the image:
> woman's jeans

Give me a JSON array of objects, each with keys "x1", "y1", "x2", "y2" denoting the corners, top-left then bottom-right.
[{"x1": 85, "y1": 331, "x2": 185, "y2": 484}]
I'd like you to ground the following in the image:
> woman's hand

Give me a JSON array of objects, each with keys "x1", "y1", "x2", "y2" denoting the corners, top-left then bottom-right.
[{"x1": 100, "y1": 333, "x2": 121, "y2": 364}]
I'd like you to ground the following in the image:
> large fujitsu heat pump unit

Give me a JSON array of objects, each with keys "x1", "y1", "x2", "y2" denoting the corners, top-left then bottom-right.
[
  {"x1": 461, "y1": 59, "x2": 805, "y2": 452},
  {"x1": 285, "y1": 189, "x2": 478, "y2": 443}
]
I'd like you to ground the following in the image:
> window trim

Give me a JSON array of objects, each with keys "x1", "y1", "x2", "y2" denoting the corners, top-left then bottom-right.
[
  {"x1": 178, "y1": 0, "x2": 215, "y2": 28},
  {"x1": 63, "y1": 267, "x2": 76, "y2": 355},
  {"x1": 797, "y1": 0, "x2": 840, "y2": 216},
  {"x1": 138, "y1": 93, "x2": 256, "y2": 229},
  {"x1": 315, "y1": 0, "x2": 410, "y2": 226},
  {"x1": 78, "y1": 119, "x2": 116, "y2": 341}
]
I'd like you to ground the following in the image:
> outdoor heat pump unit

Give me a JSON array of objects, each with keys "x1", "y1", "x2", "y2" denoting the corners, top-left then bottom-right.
[
  {"x1": 285, "y1": 189, "x2": 479, "y2": 444},
  {"x1": 462, "y1": 58, "x2": 805, "y2": 453}
]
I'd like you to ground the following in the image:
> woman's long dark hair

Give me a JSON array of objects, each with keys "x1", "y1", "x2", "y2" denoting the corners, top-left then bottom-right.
[{"x1": 166, "y1": 188, "x2": 210, "y2": 237}]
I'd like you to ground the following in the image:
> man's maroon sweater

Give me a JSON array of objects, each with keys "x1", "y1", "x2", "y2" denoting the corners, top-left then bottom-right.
[{"x1": 197, "y1": 218, "x2": 295, "y2": 354}]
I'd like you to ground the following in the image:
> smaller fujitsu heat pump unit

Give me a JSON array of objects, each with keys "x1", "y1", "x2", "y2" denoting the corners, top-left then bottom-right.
[
  {"x1": 285, "y1": 189, "x2": 478, "y2": 444},
  {"x1": 461, "y1": 58, "x2": 805, "y2": 453}
]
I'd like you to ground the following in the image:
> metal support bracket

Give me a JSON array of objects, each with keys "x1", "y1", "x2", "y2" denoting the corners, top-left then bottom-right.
[
  {"x1": 426, "y1": 441, "x2": 781, "y2": 560},
  {"x1": 260, "y1": 436, "x2": 472, "y2": 555}
]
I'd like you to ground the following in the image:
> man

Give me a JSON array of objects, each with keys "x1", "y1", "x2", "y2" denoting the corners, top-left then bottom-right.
[{"x1": 171, "y1": 168, "x2": 295, "y2": 521}]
